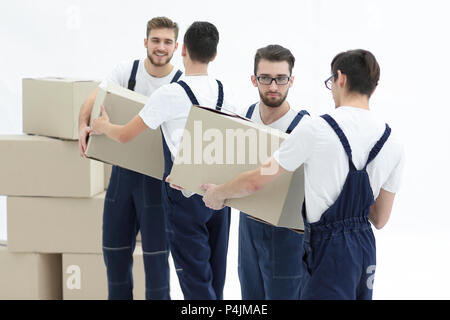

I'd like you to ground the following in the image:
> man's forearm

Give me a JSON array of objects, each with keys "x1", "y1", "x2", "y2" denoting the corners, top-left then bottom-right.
[
  {"x1": 368, "y1": 188, "x2": 395, "y2": 229},
  {"x1": 201, "y1": 157, "x2": 286, "y2": 210},
  {"x1": 217, "y1": 157, "x2": 285, "y2": 201},
  {"x1": 103, "y1": 123, "x2": 128, "y2": 143},
  {"x1": 216, "y1": 169, "x2": 263, "y2": 201}
]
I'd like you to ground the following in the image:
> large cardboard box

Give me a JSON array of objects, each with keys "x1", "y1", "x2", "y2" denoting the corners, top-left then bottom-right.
[
  {"x1": 0, "y1": 135, "x2": 104, "y2": 197},
  {"x1": 62, "y1": 245, "x2": 145, "y2": 300},
  {"x1": 86, "y1": 81, "x2": 164, "y2": 180},
  {"x1": 7, "y1": 193, "x2": 105, "y2": 253},
  {"x1": 7, "y1": 192, "x2": 142, "y2": 252},
  {"x1": 23, "y1": 78, "x2": 99, "y2": 140},
  {"x1": 169, "y1": 106, "x2": 305, "y2": 231},
  {"x1": 0, "y1": 242, "x2": 62, "y2": 300}
]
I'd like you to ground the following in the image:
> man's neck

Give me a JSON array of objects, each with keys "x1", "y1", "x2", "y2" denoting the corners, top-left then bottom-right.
[
  {"x1": 258, "y1": 101, "x2": 290, "y2": 125},
  {"x1": 184, "y1": 59, "x2": 209, "y2": 76},
  {"x1": 336, "y1": 94, "x2": 370, "y2": 110},
  {"x1": 144, "y1": 58, "x2": 174, "y2": 78}
]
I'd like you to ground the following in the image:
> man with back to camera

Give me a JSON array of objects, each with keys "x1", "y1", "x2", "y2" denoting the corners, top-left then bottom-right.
[
  {"x1": 238, "y1": 44, "x2": 309, "y2": 300},
  {"x1": 78, "y1": 17, "x2": 182, "y2": 300},
  {"x1": 90, "y1": 21, "x2": 238, "y2": 300},
  {"x1": 201, "y1": 49, "x2": 405, "y2": 300}
]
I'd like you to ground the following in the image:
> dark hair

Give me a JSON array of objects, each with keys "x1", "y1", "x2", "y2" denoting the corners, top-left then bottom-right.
[
  {"x1": 146, "y1": 16, "x2": 179, "y2": 40},
  {"x1": 254, "y1": 44, "x2": 295, "y2": 75},
  {"x1": 331, "y1": 49, "x2": 380, "y2": 97},
  {"x1": 184, "y1": 21, "x2": 219, "y2": 63}
]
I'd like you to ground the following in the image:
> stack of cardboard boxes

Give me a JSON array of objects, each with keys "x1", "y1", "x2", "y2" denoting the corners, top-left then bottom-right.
[{"x1": 0, "y1": 78, "x2": 145, "y2": 300}]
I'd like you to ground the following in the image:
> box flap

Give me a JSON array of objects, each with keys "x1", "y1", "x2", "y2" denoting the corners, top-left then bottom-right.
[{"x1": 23, "y1": 77, "x2": 100, "y2": 83}]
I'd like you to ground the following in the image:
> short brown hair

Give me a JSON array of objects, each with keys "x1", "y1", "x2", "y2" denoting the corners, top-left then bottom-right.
[
  {"x1": 146, "y1": 17, "x2": 179, "y2": 40},
  {"x1": 254, "y1": 45, "x2": 295, "y2": 76},
  {"x1": 331, "y1": 49, "x2": 380, "y2": 97}
]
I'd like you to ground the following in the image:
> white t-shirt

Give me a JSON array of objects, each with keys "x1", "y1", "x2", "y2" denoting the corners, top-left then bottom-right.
[
  {"x1": 99, "y1": 59, "x2": 181, "y2": 96},
  {"x1": 273, "y1": 106, "x2": 405, "y2": 224},
  {"x1": 244, "y1": 102, "x2": 303, "y2": 132},
  {"x1": 139, "y1": 75, "x2": 238, "y2": 158}
]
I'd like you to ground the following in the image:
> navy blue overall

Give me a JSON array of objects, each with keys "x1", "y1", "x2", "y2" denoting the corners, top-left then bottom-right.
[
  {"x1": 300, "y1": 114, "x2": 391, "y2": 300},
  {"x1": 160, "y1": 79, "x2": 231, "y2": 300},
  {"x1": 102, "y1": 60, "x2": 182, "y2": 300},
  {"x1": 238, "y1": 103, "x2": 309, "y2": 300}
]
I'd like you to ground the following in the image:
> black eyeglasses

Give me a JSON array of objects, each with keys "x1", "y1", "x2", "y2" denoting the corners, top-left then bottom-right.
[
  {"x1": 324, "y1": 75, "x2": 334, "y2": 90},
  {"x1": 256, "y1": 75, "x2": 291, "y2": 85}
]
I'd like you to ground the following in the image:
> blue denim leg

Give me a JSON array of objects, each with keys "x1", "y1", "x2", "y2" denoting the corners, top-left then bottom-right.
[
  {"x1": 206, "y1": 206, "x2": 231, "y2": 300},
  {"x1": 162, "y1": 182, "x2": 229, "y2": 300},
  {"x1": 239, "y1": 213, "x2": 304, "y2": 300},
  {"x1": 238, "y1": 213, "x2": 266, "y2": 300},
  {"x1": 102, "y1": 166, "x2": 138, "y2": 300},
  {"x1": 134, "y1": 174, "x2": 170, "y2": 300},
  {"x1": 301, "y1": 228, "x2": 376, "y2": 300}
]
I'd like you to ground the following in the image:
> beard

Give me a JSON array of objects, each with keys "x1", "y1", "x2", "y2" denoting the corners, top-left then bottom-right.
[
  {"x1": 148, "y1": 50, "x2": 174, "y2": 67},
  {"x1": 259, "y1": 89, "x2": 289, "y2": 108}
]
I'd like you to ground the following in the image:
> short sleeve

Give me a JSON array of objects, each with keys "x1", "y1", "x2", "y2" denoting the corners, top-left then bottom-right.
[
  {"x1": 382, "y1": 146, "x2": 405, "y2": 193},
  {"x1": 219, "y1": 81, "x2": 243, "y2": 116},
  {"x1": 138, "y1": 86, "x2": 170, "y2": 129},
  {"x1": 138, "y1": 84, "x2": 187, "y2": 130},
  {"x1": 273, "y1": 116, "x2": 316, "y2": 172},
  {"x1": 99, "y1": 61, "x2": 129, "y2": 89}
]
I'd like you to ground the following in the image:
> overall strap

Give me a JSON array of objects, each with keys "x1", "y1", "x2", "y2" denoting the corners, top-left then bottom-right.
[
  {"x1": 127, "y1": 59, "x2": 140, "y2": 91},
  {"x1": 364, "y1": 124, "x2": 391, "y2": 169},
  {"x1": 321, "y1": 114, "x2": 357, "y2": 171},
  {"x1": 286, "y1": 110, "x2": 310, "y2": 134},
  {"x1": 171, "y1": 70, "x2": 183, "y2": 83},
  {"x1": 245, "y1": 103, "x2": 257, "y2": 119},
  {"x1": 176, "y1": 80, "x2": 200, "y2": 105},
  {"x1": 216, "y1": 80, "x2": 224, "y2": 111}
]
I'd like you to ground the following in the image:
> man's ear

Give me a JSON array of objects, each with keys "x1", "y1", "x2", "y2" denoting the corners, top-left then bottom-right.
[
  {"x1": 289, "y1": 75, "x2": 295, "y2": 88},
  {"x1": 181, "y1": 44, "x2": 187, "y2": 57},
  {"x1": 144, "y1": 38, "x2": 148, "y2": 48},
  {"x1": 210, "y1": 52, "x2": 217, "y2": 62},
  {"x1": 337, "y1": 70, "x2": 347, "y2": 88},
  {"x1": 174, "y1": 41, "x2": 179, "y2": 51},
  {"x1": 251, "y1": 75, "x2": 258, "y2": 87}
]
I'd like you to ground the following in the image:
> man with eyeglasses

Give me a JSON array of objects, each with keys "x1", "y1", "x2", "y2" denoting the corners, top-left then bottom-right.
[
  {"x1": 236, "y1": 44, "x2": 309, "y2": 300},
  {"x1": 201, "y1": 49, "x2": 405, "y2": 300}
]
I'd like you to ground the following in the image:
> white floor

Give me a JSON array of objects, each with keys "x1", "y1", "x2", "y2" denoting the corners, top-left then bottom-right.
[
  {"x1": 164, "y1": 209, "x2": 450, "y2": 300},
  {"x1": 1, "y1": 199, "x2": 448, "y2": 300}
]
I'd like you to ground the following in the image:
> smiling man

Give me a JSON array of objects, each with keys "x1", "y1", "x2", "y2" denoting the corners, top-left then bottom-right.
[
  {"x1": 90, "y1": 21, "x2": 238, "y2": 300},
  {"x1": 78, "y1": 17, "x2": 182, "y2": 300}
]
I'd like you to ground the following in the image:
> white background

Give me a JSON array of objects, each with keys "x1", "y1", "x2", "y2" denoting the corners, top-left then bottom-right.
[{"x1": 1, "y1": 0, "x2": 450, "y2": 299}]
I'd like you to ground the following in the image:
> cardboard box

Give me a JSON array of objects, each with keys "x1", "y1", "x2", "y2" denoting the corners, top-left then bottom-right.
[
  {"x1": 62, "y1": 245, "x2": 145, "y2": 300},
  {"x1": 0, "y1": 242, "x2": 62, "y2": 300},
  {"x1": 23, "y1": 78, "x2": 99, "y2": 140},
  {"x1": 0, "y1": 135, "x2": 104, "y2": 197},
  {"x1": 86, "y1": 81, "x2": 164, "y2": 180},
  {"x1": 169, "y1": 106, "x2": 305, "y2": 231},
  {"x1": 7, "y1": 193, "x2": 106, "y2": 253},
  {"x1": 7, "y1": 192, "x2": 142, "y2": 251}
]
